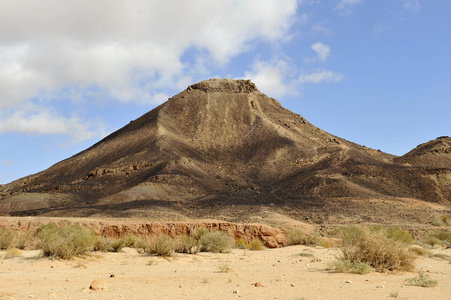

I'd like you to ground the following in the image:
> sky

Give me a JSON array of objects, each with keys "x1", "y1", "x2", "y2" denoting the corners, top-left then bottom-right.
[{"x1": 1, "y1": 0, "x2": 450, "y2": 184}]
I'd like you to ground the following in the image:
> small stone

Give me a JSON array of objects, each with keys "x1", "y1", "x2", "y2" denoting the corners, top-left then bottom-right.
[
  {"x1": 233, "y1": 290, "x2": 240, "y2": 294},
  {"x1": 89, "y1": 279, "x2": 108, "y2": 291},
  {"x1": 254, "y1": 282, "x2": 264, "y2": 287},
  {"x1": 345, "y1": 280, "x2": 352, "y2": 284},
  {"x1": 28, "y1": 296, "x2": 34, "y2": 298},
  {"x1": 376, "y1": 285, "x2": 385, "y2": 288},
  {"x1": 110, "y1": 274, "x2": 116, "y2": 278},
  {"x1": 291, "y1": 283, "x2": 296, "y2": 287}
]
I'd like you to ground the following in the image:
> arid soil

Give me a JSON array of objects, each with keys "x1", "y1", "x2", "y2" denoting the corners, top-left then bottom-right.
[{"x1": 1, "y1": 244, "x2": 450, "y2": 300}]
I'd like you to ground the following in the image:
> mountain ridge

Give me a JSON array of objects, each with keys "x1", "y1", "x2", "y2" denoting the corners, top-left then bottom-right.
[{"x1": 1, "y1": 78, "x2": 450, "y2": 224}]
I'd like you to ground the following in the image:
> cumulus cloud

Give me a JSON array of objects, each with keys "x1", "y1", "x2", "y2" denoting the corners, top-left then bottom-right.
[
  {"x1": 0, "y1": 103, "x2": 106, "y2": 143},
  {"x1": 311, "y1": 42, "x2": 331, "y2": 62},
  {"x1": 244, "y1": 57, "x2": 299, "y2": 99},
  {"x1": 0, "y1": 0, "x2": 298, "y2": 139},
  {"x1": 298, "y1": 69, "x2": 344, "y2": 84}
]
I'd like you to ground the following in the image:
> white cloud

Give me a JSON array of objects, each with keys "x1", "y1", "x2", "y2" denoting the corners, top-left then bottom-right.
[
  {"x1": 298, "y1": 69, "x2": 344, "y2": 84},
  {"x1": 0, "y1": 103, "x2": 106, "y2": 143},
  {"x1": 334, "y1": 0, "x2": 362, "y2": 12},
  {"x1": 399, "y1": 0, "x2": 421, "y2": 13},
  {"x1": 244, "y1": 57, "x2": 299, "y2": 99},
  {"x1": 0, "y1": 0, "x2": 298, "y2": 136},
  {"x1": 311, "y1": 42, "x2": 331, "y2": 62}
]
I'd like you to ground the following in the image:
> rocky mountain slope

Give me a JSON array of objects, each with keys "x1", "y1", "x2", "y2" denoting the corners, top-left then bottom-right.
[{"x1": 1, "y1": 79, "x2": 450, "y2": 223}]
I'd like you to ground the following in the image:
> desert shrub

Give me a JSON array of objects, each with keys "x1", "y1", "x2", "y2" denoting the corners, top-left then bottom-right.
[
  {"x1": 3, "y1": 248, "x2": 22, "y2": 259},
  {"x1": 218, "y1": 263, "x2": 233, "y2": 273},
  {"x1": 146, "y1": 234, "x2": 175, "y2": 257},
  {"x1": 431, "y1": 216, "x2": 444, "y2": 226},
  {"x1": 285, "y1": 228, "x2": 320, "y2": 246},
  {"x1": 333, "y1": 260, "x2": 372, "y2": 275},
  {"x1": 36, "y1": 221, "x2": 97, "y2": 259},
  {"x1": 190, "y1": 227, "x2": 209, "y2": 240},
  {"x1": 425, "y1": 236, "x2": 442, "y2": 247},
  {"x1": 409, "y1": 245, "x2": 432, "y2": 256},
  {"x1": 442, "y1": 216, "x2": 451, "y2": 226},
  {"x1": 199, "y1": 230, "x2": 234, "y2": 253},
  {"x1": 15, "y1": 233, "x2": 31, "y2": 250},
  {"x1": 0, "y1": 227, "x2": 15, "y2": 250},
  {"x1": 235, "y1": 238, "x2": 247, "y2": 249},
  {"x1": 405, "y1": 271, "x2": 438, "y2": 288},
  {"x1": 121, "y1": 234, "x2": 139, "y2": 247},
  {"x1": 429, "y1": 231, "x2": 451, "y2": 243},
  {"x1": 108, "y1": 238, "x2": 126, "y2": 252},
  {"x1": 385, "y1": 227, "x2": 414, "y2": 245},
  {"x1": 175, "y1": 234, "x2": 200, "y2": 254},
  {"x1": 248, "y1": 238, "x2": 265, "y2": 251},
  {"x1": 336, "y1": 226, "x2": 415, "y2": 272}
]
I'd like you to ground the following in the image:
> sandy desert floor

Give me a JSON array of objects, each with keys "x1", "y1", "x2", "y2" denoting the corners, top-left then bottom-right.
[{"x1": 1, "y1": 244, "x2": 450, "y2": 300}]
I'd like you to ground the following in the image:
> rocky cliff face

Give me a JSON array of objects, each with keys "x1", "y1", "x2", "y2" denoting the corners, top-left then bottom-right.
[{"x1": 0, "y1": 79, "x2": 450, "y2": 222}]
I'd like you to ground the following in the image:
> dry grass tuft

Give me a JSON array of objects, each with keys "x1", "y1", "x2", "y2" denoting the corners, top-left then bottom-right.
[
  {"x1": 336, "y1": 226, "x2": 415, "y2": 272},
  {"x1": 36, "y1": 221, "x2": 97, "y2": 259},
  {"x1": 199, "y1": 230, "x2": 234, "y2": 253},
  {"x1": 285, "y1": 228, "x2": 320, "y2": 246},
  {"x1": 405, "y1": 271, "x2": 438, "y2": 287},
  {"x1": 0, "y1": 227, "x2": 15, "y2": 250},
  {"x1": 145, "y1": 234, "x2": 175, "y2": 257}
]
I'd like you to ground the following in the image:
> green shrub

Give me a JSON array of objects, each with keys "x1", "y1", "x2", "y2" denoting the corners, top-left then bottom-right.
[
  {"x1": 146, "y1": 235, "x2": 175, "y2": 257},
  {"x1": 108, "y1": 238, "x2": 126, "y2": 252},
  {"x1": 405, "y1": 271, "x2": 438, "y2": 287},
  {"x1": 385, "y1": 227, "x2": 414, "y2": 245},
  {"x1": 0, "y1": 227, "x2": 15, "y2": 250},
  {"x1": 248, "y1": 238, "x2": 265, "y2": 251},
  {"x1": 333, "y1": 260, "x2": 372, "y2": 274},
  {"x1": 235, "y1": 238, "x2": 247, "y2": 249},
  {"x1": 175, "y1": 234, "x2": 200, "y2": 254},
  {"x1": 15, "y1": 233, "x2": 30, "y2": 250},
  {"x1": 336, "y1": 226, "x2": 415, "y2": 272},
  {"x1": 442, "y1": 216, "x2": 451, "y2": 226},
  {"x1": 199, "y1": 230, "x2": 234, "y2": 253},
  {"x1": 190, "y1": 227, "x2": 209, "y2": 240},
  {"x1": 218, "y1": 263, "x2": 233, "y2": 273},
  {"x1": 285, "y1": 228, "x2": 320, "y2": 246},
  {"x1": 425, "y1": 236, "x2": 442, "y2": 247},
  {"x1": 429, "y1": 231, "x2": 451, "y2": 243},
  {"x1": 409, "y1": 245, "x2": 432, "y2": 256},
  {"x1": 93, "y1": 236, "x2": 110, "y2": 252},
  {"x1": 36, "y1": 221, "x2": 97, "y2": 259}
]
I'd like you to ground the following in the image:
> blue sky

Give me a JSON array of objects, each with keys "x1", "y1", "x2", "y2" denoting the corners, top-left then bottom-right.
[{"x1": 1, "y1": 0, "x2": 450, "y2": 184}]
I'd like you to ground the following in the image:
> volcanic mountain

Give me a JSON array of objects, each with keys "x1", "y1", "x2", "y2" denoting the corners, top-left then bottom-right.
[{"x1": 1, "y1": 79, "x2": 450, "y2": 223}]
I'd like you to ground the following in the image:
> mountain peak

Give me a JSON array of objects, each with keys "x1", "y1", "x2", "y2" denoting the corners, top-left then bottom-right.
[{"x1": 187, "y1": 78, "x2": 258, "y2": 93}]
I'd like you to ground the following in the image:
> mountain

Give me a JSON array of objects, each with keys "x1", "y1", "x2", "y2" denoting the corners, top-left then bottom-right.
[{"x1": 1, "y1": 79, "x2": 450, "y2": 224}]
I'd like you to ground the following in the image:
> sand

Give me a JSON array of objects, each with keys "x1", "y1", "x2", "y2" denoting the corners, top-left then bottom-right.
[{"x1": 1, "y1": 245, "x2": 450, "y2": 300}]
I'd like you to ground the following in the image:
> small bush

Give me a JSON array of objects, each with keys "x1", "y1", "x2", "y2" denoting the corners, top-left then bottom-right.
[
  {"x1": 235, "y1": 238, "x2": 247, "y2": 249},
  {"x1": 199, "y1": 230, "x2": 234, "y2": 253},
  {"x1": 385, "y1": 227, "x2": 414, "y2": 245},
  {"x1": 425, "y1": 236, "x2": 442, "y2": 247},
  {"x1": 248, "y1": 238, "x2": 265, "y2": 251},
  {"x1": 218, "y1": 263, "x2": 233, "y2": 273},
  {"x1": 442, "y1": 216, "x2": 451, "y2": 226},
  {"x1": 285, "y1": 228, "x2": 320, "y2": 246},
  {"x1": 333, "y1": 260, "x2": 372, "y2": 274},
  {"x1": 15, "y1": 233, "x2": 30, "y2": 250},
  {"x1": 409, "y1": 245, "x2": 432, "y2": 256},
  {"x1": 146, "y1": 235, "x2": 175, "y2": 257},
  {"x1": 405, "y1": 271, "x2": 438, "y2": 287},
  {"x1": 36, "y1": 221, "x2": 97, "y2": 259},
  {"x1": 336, "y1": 226, "x2": 415, "y2": 272},
  {"x1": 93, "y1": 236, "x2": 110, "y2": 252},
  {"x1": 108, "y1": 238, "x2": 126, "y2": 252},
  {"x1": 3, "y1": 248, "x2": 22, "y2": 259},
  {"x1": 191, "y1": 227, "x2": 209, "y2": 240},
  {"x1": 429, "y1": 231, "x2": 451, "y2": 243},
  {"x1": 0, "y1": 227, "x2": 15, "y2": 250},
  {"x1": 175, "y1": 234, "x2": 200, "y2": 254},
  {"x1": 121, "y1": 234, "x2": 139, "y2": 247}
]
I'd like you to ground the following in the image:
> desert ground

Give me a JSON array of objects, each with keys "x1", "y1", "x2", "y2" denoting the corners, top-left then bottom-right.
[{"x1": 1, "y1": 242, "x2": 450, "y2": 300}]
